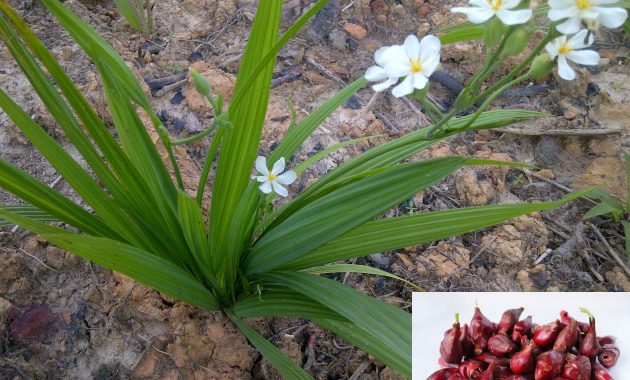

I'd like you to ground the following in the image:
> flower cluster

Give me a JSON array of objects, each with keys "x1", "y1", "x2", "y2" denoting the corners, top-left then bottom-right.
[
  {"x1": 365, "y1": 34, "x2": 441, "y2": 98},
  {"x1": 450, "y1": 0, "x2": 627, "y2": 80}
]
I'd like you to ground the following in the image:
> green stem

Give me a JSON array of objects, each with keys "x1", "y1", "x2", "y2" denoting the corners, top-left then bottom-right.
[
  {"x1": 460, "y1": 73, "x2": 530, "y2": 132},
  {"x1": 473, "y1": 30, "x2": 557, "y2": 104},
  {"x1": 172, "y1": 120, "x2": 219, "y2": 145},
  {"x1": 196, "y1": 127, "x2": 225, "y2": 205}
]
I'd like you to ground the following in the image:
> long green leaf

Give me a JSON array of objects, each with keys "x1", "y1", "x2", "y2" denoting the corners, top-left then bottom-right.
[
  {"x1": 301, "y1": 264, "x2": 422, "y2": 291},
  {"x1": 113, "y1": 0, "x2": 142, "y2": 31},
  {"x1": 0, "y1": 2, "x2": 177, "y2": 243},
  {"x1": 225, "y1": 310, "x2": 312, "y2": 380},
  {"x1": 261, "y1": 110, "x2": 546, "y2": 233},
  {"x1": 623, "y1": 221, "x2": 630, "y2": 260},
  {"x1": 0, "y1": 205, "x2": 56, "y2": 226},
  {"x1": 39, "y1": 0, "x2": 178, "y2": 208},
  {"x1": 0, "y1": 157, "x2": 114, "y2": 238},
  {"x1": 209, "y1": 1, "x2": 282, "y2": 265},
  {"x1": 285, "y1": 192, "x2": 583, "y2": 270},
  {"x1": 270, "y1": 78, "x2": 368, "y2": 163},
  {"x1": 314, "y1": 318, "x2": 408, "y2": 378},
  {"x1": 247, "y1": 157, "x2": 521, "y2": 274},
  {"x1": 257, "y1": 272, "x2": 411, "y2": 378},
  {"x1": 0, "y1": 209, "x2": 219, "y2": 311},
  {"x1": 233, "y1": 289, "x2": 347, "y2": 321}
]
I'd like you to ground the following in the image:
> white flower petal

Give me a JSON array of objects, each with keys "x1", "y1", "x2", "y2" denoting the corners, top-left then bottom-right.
[
  {"x1": 452, "y1": 7, "x2": 495, "y2": 24},
  {"x1": 496, "y1": 8, "x2": 533, "y2": 25},
  {"x1": 391, "y1": 75, "x2": 415, "y2": 98},
  {"x1": 500, "y1": 0, "x2": 522, "y2": 10},
  {"x1": 545, "y1": 39, "x2": 562, "y2": 59},
  {"x1": 567, "y1": 29, "x2": 593, "y2": 49},
  {"x1": 567, "y1": 49, "x2": 600, "y2": 65},
  {"x1": 275, "y1": 170, "x2": 297, "y2": 185},
  {"x1": 384, "y1": 61, "x2": 412, "y2": 78},
  {"x1": 271, "y1": 157, "x2": 285, "y2": 175},
  {"x1": 596, "y1": 0, "x2": 621, "y2": 4},
  {"x1": 549, "y1": 0, "x2": 576, "y2": 7},
  {"x1": 403, "y1": 35, "x2": 421, "y2": 60},
  {"x1": 413, "y1": 74, "x2": 429, "y2": 90},
  {"x1": 372, "y1": 77, "x2": 398, "y2": 92},
  {"x1": 548, "y1": 7, "x2": 579, "y2": 21},
  {"x1": 556, "y1": 15, "x2": 583, "y2": 34},
  {"x1": 255, "y1": 175, "x2": 268, "y2": 183},
  {"x1": 597, "y1": 6, "x2": 628, "y2": 28},
  {"x1": 469, "y1": 0, "x2": 492, "y2": 8},
  {"x1": 557, "y1": 55, "x2": 576, "y2": 80},
  {"x1": 255, "y1": 156, "x2": 269, "y2": 176},
  {"x1": 365, "y1": 66, "x2": 389, "y2": 82},
  {"x1": 420, "y1": 55, "x2": 440, "y2": 76},
  {"x1": 374, "y1": 45, "x2": 405, "y2": 66},
  {"x1": 271, "y1": 181, "x2": 288, "y2": 197},
  {"x1": 259, "y1": 181, "x2": 273, "y2": 194},
  {"x1": 419, "y1": 35, "x2": 441, "y2": 63}
]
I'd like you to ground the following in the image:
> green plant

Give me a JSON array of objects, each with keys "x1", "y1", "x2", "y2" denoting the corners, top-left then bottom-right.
[
  {"x1": 0, "y1": 1, "x2": 587, "y2": 377},
  {"x1": 113, "y1": 0, "x2": 153, "y2": 37},
  {"x1": 583, "y1": 152, "x2": 630, "y2": 259}
]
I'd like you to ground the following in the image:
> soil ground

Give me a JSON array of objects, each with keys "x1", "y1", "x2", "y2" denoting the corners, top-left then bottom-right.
[{"x1": 0, "y1": 0, "x2": 629, "y2": 379}]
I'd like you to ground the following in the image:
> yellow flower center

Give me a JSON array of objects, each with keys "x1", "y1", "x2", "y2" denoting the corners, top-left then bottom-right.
[
  {"x1": 576, "y1": 0, "x2": 592, "y2": 10},
  {"x1": 487, "y1": 0, "x2": 502, "y2": 11},
  {"x1": 559, "y1": 41, "x2": 573, "y2": 55},
  {"x1": 267, "y1": 173, "x2": 278, "y2": 181},
  {"x1": 409, "y1": 57, "x2": 422, "y2": 73}
]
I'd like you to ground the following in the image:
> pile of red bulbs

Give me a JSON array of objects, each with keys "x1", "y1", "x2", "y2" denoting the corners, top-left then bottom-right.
[{"x1": 427, "y1": 306, "x2": 620, "y2": 380}]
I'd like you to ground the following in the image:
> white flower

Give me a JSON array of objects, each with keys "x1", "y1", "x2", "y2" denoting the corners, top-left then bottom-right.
[
  {"x1": 548, "y1": 0, "x2": 628, "y2": 34},
  {"x1": 253, "y1": 156, "x2": 297, "y2": 197},
  {"x1": 365, "y1": 35, "x2": 441, "y2": 98},
  {"x1": 545, "y1": 30, "x2": 600, "y2": 80},
  {"x1": 365, "y1": 45, "x2": 403, "y2": 92},
  {"x1": 452, "y1": 0, "x2": 533, "y2": 25}
]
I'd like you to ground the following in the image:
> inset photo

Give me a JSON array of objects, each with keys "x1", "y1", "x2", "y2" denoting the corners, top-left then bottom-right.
[{"x1": 413, "y1": 292, "x2": 630, "y2": 379}]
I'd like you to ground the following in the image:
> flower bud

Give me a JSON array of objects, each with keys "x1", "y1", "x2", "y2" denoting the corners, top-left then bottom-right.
[
  {"x1": 484, "y1": 17, "x2": 504, "y2": 48},
  {"x1": 190, "y1": 68, "x2": 212, "y2": 97},
  {"x1": 504, "y1": 28, "x2": 531, "y2": 56},
  {"x1": 527, "y1": 54, "x2": 554, "y2": 79}
]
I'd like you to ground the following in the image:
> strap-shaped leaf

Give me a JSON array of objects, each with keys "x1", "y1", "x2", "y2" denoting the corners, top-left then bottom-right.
[
  {"x1": 314, "y1": 317, "x2": 409, "y2": 378},
  {"x1": 225, "y1": 310, "x2": 312, "y2": 380},
  {"x1": 0, "y1": 208, "x2": 219, "y2": 311},
  {"x1": 257, "y1": 272, "x2": 411, "y2": 378},
  {"x1": 233, "y1": 289, "x2": 347, "y2": 321},
  {"x1": 248, "y1": 157, "x2": 469, "y2": 274},
  {"x1": 209, "y1": 0, "x2": 282, "y2": 259},
  {"x1": 301, "y1": 264, "x2": 422, "y2": 290},
  {"x1": 261, "y1": 110, "x2": 546, "y2": 233},
  {"x1": 0, "y1": 205, "x2": 56, "y2": 226},
  {"x1": 39, "y1": 0, "x2": 178, "y2": 208},
  {"x1": 270, "y1": 78, "x2": 368, "y2": 164},
  {"x1": 285, "y1": 193, "x2": 583, "y2": 269},
  {"x1": 112, "y1": 0, "x2": 142, "y2": 31},
  {"x1": 0, "y1": 2, "x2": 175, "y2": 237},
  {"x1": 0, "y1": 157, "x2": 114, "y2": 238}
]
